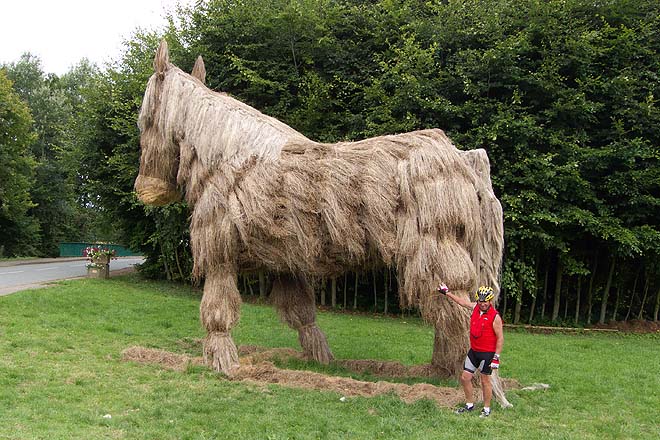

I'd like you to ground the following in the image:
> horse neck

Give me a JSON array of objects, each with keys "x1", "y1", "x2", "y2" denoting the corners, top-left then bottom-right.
[{"x1": 169, "y1": 70, "x2": 308, "y2": 168}]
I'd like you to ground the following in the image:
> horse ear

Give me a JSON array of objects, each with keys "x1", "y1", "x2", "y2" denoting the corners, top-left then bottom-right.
[
  {"x1": 154, "y1": 40, "x2": 170, "y2": 76},
  {"x1": 191, "y1": 56, "x2": 206, "y2": 84}
]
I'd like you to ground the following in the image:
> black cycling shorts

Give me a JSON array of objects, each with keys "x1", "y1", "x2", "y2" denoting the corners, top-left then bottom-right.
[{"x1": 463, "y1": 349, "x2": 496, "y2": 375}]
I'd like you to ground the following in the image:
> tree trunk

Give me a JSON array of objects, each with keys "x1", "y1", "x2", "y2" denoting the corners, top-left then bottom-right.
[
  {"x1": 552, "y1": 259, "x2": 563, "y2": 322},
  {"x1": 174, "y1": 246, "x2": 185, "y2": 281},
  {"x1": 331, "y1": 277, "x2": 337, "y2": 308},
  {"x1": 574, "y1": 276, "x2": 582, "y2": 325},
  {"x1": 528, "y1": 292, "x2": 537, "y2": 324},
  {"x1": 637, "y1": 277, "x2": 650, "y2": 320},
  {"x1": 624, "y1": 269, "x2": 640, "y2": 322},
  {"x1": 528, "y1": 256, "x2": 540, "y2": 324},
  {"x1": 586, "y1": 251, "x2": 599, "y2": 324},
  {"x1": 563, "y1": 278, "x2": 570, "y2": 320},
  {"x1": 161, "y1": 244, "x2": 173, "y2": 280},
  {"x1": 598, "y1": 257, "x2": 616, "y2": 324},
  {"x1": 259, "y1": 270, "x2": 266, "y2": 299},
  {"x1": 383, "y1": 269, "x2": 389, "y2": 314},
  {"x1": 612, "y1": 285, "x2": 621, "y2": 321},
  {"x1": 514, "y1": 263, "x2": 523, "y2": 324},
  {"x1": 540, "y1": 265, "x2": 549, "y2": 320},
  {"x1": 353, "y1": 272, "x2": 358, "y2": 310},
  {"x1": 501, "y1": 287, "x2": 508, "y2": 318},
  {"x1": 343, "y1": 272, "x2": 348, "y2": 309},
  {"x1": 320, "y1": 277, "x2": 326, "y2": 306},
  {"x1": 242, "y1": 275, "x2": 253, "y2": 296},
  {"x1": 372, "y1": 269, "x2": 377, "y2": 310},
  {"x1": 653, "y1": 287, "x2": 660, "y2": 322}
]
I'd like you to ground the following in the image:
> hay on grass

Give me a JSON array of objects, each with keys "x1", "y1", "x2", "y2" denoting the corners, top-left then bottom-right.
[
  {"x1": 121, "y1": 346, "x2": 204, "y2": 371},
  {"x1": 122, "y1": 346, "x2": 519, "y2": 408},
  {"x1": 232, "y1": 361, "x2": 466, "y2": 407},
  {"x1": 121, "y1": 346, "x2": 462, "y2": 407}
]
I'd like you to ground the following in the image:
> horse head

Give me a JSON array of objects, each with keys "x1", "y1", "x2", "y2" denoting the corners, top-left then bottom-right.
[{"x1": 134, "y1": 40, "x2": 206, "y2": 206}]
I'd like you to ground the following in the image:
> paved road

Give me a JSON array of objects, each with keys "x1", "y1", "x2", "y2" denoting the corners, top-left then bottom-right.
[{"x1": 0, "y1": 257, "x2": 145, "y2": 296}]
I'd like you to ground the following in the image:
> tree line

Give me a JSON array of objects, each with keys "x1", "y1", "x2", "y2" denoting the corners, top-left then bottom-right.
[
  {"x1": 0, "y1": 56, "x2": 111, "y2": 257},
  {"x1": 1, "y1": 0, "x2": 658, "y2": 325}
]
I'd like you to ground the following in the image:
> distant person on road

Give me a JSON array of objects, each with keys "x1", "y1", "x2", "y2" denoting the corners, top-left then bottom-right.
[{"x1": 438, "y1": 284, "x2": 503, "y2": 418}]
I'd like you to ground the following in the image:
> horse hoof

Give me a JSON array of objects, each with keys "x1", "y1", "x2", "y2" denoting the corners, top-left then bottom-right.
[
  {"x1": 204, "y1": 331, "x2": 240, "y2": 375},
  {"x1": 299, "y1": 324, "x2": 334, "y2": 364}
]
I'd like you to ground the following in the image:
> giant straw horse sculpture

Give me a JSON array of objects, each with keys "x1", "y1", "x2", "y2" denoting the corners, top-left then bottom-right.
[{"x1": 135, "y1": 41, "x2": 504, "y2": 388}]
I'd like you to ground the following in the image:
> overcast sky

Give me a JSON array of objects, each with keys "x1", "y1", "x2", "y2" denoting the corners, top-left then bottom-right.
[{"x1": 0, "y1": 0, "x2": 195, "y2": 75}]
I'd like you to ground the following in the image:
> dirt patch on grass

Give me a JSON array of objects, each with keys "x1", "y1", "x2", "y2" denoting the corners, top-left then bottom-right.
[
  {"x1": 110, "y1": 267, "x2": 139, "y2": 277},
  {"x1": 232, "y1": 361, "x2": 464, "y2": 406},
  {"x1": 506, "y1": 321, "x2": 660, "y2": 334},
  {"x1": 592, "y1": 320, "x2": 660, "y2": 334},
  {"x1": 122, "y1": 345, "x2": 519, "y2": 408}
]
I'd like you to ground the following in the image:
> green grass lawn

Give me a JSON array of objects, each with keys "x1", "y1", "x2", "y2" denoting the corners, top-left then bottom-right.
[{"x1": 0, "y1": 274, "x2": 658, "y2": 439}]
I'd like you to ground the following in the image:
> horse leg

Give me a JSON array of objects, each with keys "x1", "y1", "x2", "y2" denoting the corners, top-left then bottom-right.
[
  {"x1": 200, "y1": 265, "x2": 241, "y2": 375},
  {"x1": 431, "y1": 314, "x2": 470, "y2": 377},
  {"x1": 400, "y1": 239, "x2": 472, "y2": 377},
  {"x1": 270, "y1": 274, "x2": 334, "y2": 364}
]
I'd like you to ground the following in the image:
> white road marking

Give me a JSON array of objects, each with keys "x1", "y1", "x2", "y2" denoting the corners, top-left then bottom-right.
[
  {"x1": 0, "y1": 270, "x2": 25, "y2": 275},
  {"x1": 36, "y1": 267, "x2": 57, "y2": 271}
]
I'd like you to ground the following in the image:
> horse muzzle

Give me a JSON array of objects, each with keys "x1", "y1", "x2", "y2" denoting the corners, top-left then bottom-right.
[{"x1": 134, "y1": 175, "x2": 181, "y2": 206}]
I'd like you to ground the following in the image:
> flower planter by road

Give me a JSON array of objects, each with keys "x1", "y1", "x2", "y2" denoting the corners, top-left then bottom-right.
[
  {"x1": 83, "y1": 247, "x2": 116, "y2": 279},
  {"x1": 87, "y1": 263, "x2": 110, "y2": 279}
]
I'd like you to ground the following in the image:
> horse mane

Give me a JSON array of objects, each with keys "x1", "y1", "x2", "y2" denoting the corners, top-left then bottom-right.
[{"x1": 140, "y1": 64, "x2": 310, "y2": 167}]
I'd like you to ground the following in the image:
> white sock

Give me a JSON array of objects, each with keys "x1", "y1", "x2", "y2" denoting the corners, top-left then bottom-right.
[
  {"x1": 483, "y1": 407, "x2": 490, "y2": 413},
  {"x1": 466, "y1": 403, "x2": 474, "y2": 408}
]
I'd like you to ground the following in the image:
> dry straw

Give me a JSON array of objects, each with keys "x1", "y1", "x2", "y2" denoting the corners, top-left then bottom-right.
[{"x1": 135, "y1": 41, "x2": 505, "y2": 403}]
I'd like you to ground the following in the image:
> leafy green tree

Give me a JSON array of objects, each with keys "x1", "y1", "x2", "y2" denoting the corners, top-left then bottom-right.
[
  {"x1": 422, "y1": 0, "x2": 659, "y2": 322},
  {"x1": 57, "y1": 59, "x2": 120, "y2": 242},
  {"x1": 66, "y1": 32, "x2": 192, "y2": 279},
  {"x1": 72, "y1": 0, "x2": 658, "y2": 323},
  {"x1": 3, "y1": 54, "x2": 80, "y2": 256},
  {"x1": 0, "y1": 69, "x2": 39, "y2": 256}
]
